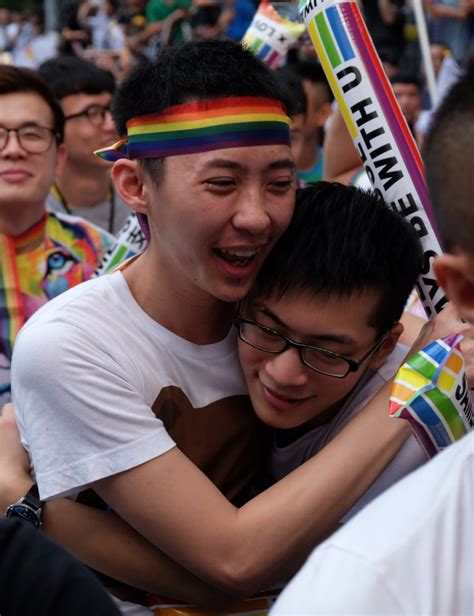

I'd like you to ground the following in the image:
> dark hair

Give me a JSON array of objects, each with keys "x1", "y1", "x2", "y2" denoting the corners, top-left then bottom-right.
[
  {"x1": 0, "y1": 65, "x2": 64, "y2": 143},
  {"x1": 38, "y1": 57, "x2": 115, "y2": 100},
  {"x1": 112, "y1": 39, "x2": 295, "y2": 135},
  {"x1": 287, "y1": 59, "x2": 333, "y2": 103},
  {"x1": 251, "y1": 182, "x2": 423, "y2": 335},
  {"x1": 390, "y1": 73, "x2": 422, "y2": 90},
  {"x1": 274, "y1": 67, "x2": 307, "y2": 116},
  {"x1": 113, "y1": 39, "x2": 295, "y2": 185},
  {"x1": 423, "y1": 62, "x2": 474, "y2": 253}
]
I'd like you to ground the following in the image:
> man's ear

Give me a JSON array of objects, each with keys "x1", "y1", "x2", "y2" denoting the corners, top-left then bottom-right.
[
  {"x1": 111, "y1": 159, "x2": 149, "y2": 215},
  {"x1": 55, "y1": 143, "x2": 67, "y2": 178},
  {"x1": 434, "y1": 253, "x2": 474, "y2": 324},
  {"x1": 369, "y1": 322, "x2": 404, "y2": 370}
]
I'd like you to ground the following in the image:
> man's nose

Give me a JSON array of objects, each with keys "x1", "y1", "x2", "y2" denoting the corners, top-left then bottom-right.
[
  {"x1": 232, "y1": 188, "x2": 270, "y2": 235},
  {"x1": 1, "y1": 130, "x2": 27, "y2": 158},
  {"x1": 264, "y1": 348, "x2": 309, "y2": 388}
]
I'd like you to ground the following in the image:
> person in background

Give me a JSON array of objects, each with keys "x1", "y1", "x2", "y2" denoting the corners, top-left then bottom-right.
[
  {"x1": 39, "y1": 57, "x2": 131, "y2": 234},
  {"x1": 391, "y1": 73, "x2": 423, "y2": 137},
  {"x1": 11, "y1": 9, "x2": 59, "y2": 69},
  {"x1": 0, "y1": 65, "x2": 113, "y2": 407}
]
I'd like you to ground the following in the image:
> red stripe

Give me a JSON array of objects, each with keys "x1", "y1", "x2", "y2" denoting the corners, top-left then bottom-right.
[{"x1": 350, "y1": 3, "x2": 424, "y2": 177}]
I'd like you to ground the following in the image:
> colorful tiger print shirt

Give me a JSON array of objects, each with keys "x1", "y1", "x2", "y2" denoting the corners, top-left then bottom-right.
[{"x1": 0, "y1": 211, "x2": 113, "y2": 406}]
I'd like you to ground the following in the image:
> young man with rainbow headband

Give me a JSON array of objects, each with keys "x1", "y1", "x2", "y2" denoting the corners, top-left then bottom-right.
[{"x1": 0, "y1": 40, "x2": 445, "y2": 613}]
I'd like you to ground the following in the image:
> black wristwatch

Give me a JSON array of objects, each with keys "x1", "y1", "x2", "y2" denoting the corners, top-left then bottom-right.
[{"x1": 5, "y1": 483, "x2": 42, "y2": 529}]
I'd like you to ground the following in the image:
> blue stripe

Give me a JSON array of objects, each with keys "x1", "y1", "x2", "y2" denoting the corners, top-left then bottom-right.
[
  {"x1": 326, "y1": 6, "x2": 355, "y2": 62},
  {"x1": 424, "y1": 339, "x2": 449, "y2": 366},
  {"x1": 258, "y1": 43, "x2": 273, "y2": 60},
  {"x1": 411, "y1": 395, "x2": 452, "y2": 448}
]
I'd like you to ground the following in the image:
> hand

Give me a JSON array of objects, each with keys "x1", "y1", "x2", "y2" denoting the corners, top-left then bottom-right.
[
  {"x1": 0, "y1": 404, "x2": 33, "y2": 511},
  {"x1": 411, "y1": 302, "x2": 471, "y2": 353}
]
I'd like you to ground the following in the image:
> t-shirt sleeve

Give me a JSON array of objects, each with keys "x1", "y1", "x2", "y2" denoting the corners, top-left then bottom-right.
[{"x1": 12, "y1": 319, "x2": 175, "y2": 501}]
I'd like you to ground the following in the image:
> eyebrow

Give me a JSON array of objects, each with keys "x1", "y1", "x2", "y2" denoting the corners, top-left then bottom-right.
[
  {"x1": 257, "y1": 305, "x2": 356, "y2": 346},
  {"x1": 200, "y1": 157, "x2": 296, "y2": 173}
]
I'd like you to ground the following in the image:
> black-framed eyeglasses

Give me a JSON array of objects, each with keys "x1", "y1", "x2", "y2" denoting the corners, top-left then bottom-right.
[
  {"x1": 0, "y1": 125, "x2": 58, "y2": 154},
  {"x1": 65, "y1": 104, "x2": 111, "y2": 127},
  {"x1": 234, "y1": 316, "x2": 392, "y2": 378}
]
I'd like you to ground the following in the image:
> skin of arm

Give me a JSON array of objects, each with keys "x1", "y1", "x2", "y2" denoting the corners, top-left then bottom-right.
[{"x1": 323, "y1": 106, "x2": 362, "y2": 182}]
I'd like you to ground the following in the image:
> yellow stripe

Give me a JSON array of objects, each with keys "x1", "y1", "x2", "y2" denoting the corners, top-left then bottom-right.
[
  {"x1": 128, "y1": 113, "x2": 290, "y2": 135},
  {"x1": 308, "y1": 20, "x2": 357, "y2": 139}
]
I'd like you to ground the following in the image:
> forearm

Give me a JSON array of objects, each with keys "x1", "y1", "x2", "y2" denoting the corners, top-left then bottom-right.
[{"x1": 1, "y1": 478, "x2": 234, "y2": 608}]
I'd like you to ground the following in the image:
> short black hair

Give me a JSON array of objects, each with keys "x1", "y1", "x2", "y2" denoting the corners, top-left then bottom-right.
[
  {"x1": 391, "y1": 73, "x2": 422, "y2": 90},
  {"x1": 112, "y1": 39, "x2": 295, "y2": 136},
  {"x1": 287, "y1": 59, "x2": 333, "y2": 103},
  {"x1": 251, "y1": 182, "x2": 423, "y2": 335},
  {"x1": 423, "y1": 62, "x2": 474, "y2": 253},
  {"x1": 0, "y1": 65, "x2": 64, "y2": 143},
  {"x1": 38, "y1": 57, "x2": 115, "y2": 100},
  {"x1": 274, "y1": 67, "x2": 307, "y2": 116}
]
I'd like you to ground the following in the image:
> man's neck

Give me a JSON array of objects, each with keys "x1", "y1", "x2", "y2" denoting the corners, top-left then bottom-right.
[
  {"x1": 123, "y1": 250, "x2": 236, "y2": 345},
  {"x1": 0, "y1": 203, "x2": 45, "y2": 239},
  {"x1": 56, "y1": 164, "x2": 111, "y2": 210}
]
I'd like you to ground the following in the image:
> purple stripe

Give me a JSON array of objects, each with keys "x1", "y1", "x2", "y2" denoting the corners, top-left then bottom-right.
[
  {"x1": 340, "y1": 3, "x2": 440, "y2": 236},
  {"x1": 266, "y1": 50, "x2": 282, "y2": 69},
  {"x1": 128, "y1": 135, "x2": 291, "y2": 158}
]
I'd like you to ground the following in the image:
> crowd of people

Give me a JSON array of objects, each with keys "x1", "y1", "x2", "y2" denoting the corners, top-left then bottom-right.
[{"x1": 0, "y1": 0, "x2": 472, "y2": 615}]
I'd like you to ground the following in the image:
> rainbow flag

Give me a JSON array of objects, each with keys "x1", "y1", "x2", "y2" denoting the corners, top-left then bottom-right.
[
  {"x1": 389, "y1": 334, "x2": 472, "y2": 458},
  {"x1": 243, "y1": 3, "x2": 305, "y2": 69}
]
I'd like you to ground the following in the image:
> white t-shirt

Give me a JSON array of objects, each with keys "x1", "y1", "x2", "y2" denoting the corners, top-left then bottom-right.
[
  {"x1": 265, "y1": 343, "x2": 427, "y2": 521},
  {"x1": 272, "y1": 431, "x2": 474, "y2": 616},
  {"x1": 12, "y1": 270, "x2": 256, "y2": 502}
]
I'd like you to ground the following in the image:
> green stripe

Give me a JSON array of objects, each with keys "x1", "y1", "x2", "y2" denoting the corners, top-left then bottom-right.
[
  {"x1": 425, "y1": 388, "x2": 469, "y2": 439},
  {"x1": 316, "y1": 12, "x2": 342, "y2": 68},
  {"x1": 408, "y1": 353, "x2": 437, "y2": 380},
  {"x1": 106, "y1": 245, "x2": 128, "y2": 271},
  {"x1": 129, "y1": 121, "x2": 287, "y2": 143}
]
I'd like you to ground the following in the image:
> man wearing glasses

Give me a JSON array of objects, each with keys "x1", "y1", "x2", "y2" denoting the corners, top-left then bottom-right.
[
  {"x1": 0, "y1": 65, "x2": 113, "y2": 407},
  {"x1": 237, "y1": 182, "x2": 427, "y2": 521},
  {"x1": 39, "y1": 56, "x2": 131, "y2": 234}
]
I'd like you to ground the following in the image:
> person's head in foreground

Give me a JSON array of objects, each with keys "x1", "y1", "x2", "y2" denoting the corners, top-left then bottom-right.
[
  {"x1": 101, "y1": 39, "x2": 296, "y2": 306},
  {"x1": 0, "y1": 65, "x2": 65, "y2": 232},
  {"x1": 425, "y1": 61, "x2": 474, "y2": 324},
  {"x1": 237, "y1": 182, "x2": 423, "y2": 431}
]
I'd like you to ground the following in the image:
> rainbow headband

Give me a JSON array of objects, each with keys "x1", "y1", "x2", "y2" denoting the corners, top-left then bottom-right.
[{"x1": 94, "y1": 97, "x2": 291, "y2": 161}]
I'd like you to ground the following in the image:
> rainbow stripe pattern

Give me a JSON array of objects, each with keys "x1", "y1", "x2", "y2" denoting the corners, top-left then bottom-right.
[
  {"x1": 389, "y1": 334, "x2": 472, "y2": 458},
  {"x1": 243, "y1": 3, "x2": 305, "y2": 69},
  {"x1": 302, "y1": 0, "x2": 430, "y2": 217},
  {"x1": 95, "y1": 97, "x2": 291, "y2": 162}
]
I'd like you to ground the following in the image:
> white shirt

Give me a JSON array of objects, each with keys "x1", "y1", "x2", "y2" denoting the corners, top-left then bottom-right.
[{"x1": 272, "y1": 432, "x2": 474, "y2": 616}]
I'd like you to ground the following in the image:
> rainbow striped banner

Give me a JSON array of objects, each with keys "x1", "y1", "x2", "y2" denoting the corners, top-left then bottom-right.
[
  {"x1": 389, "y1": 334, "x2": 472, "y2": 458},
  {"x1": 299, "y1": 0, "x2": 448, "y2": 319},
  {"x1": 243, "y1": 3, "x2": 305, "y2": 69}
]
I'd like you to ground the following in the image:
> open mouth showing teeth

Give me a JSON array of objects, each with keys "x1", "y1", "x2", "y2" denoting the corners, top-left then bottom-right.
[{"x1": 214, "y1": 248, "x2": 261, "y2": 267}]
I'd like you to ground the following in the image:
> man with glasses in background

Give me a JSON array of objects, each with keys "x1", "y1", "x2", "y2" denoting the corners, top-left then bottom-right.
[
  {"x1": 39, "y1": 56, "x2": 131, "y2": 234},
  {"x1": 0, "y1": 65, "x2": 113, "y2": 407}
]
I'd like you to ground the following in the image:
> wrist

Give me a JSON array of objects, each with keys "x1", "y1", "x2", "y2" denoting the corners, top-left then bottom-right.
[{"x1": 0, "y1": 476, "x2": 34, "y2": 512}]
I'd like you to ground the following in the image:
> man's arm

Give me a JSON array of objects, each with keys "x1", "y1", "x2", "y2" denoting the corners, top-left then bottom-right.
[{"x1": 7, "y1": 312, "x2": 468, "y2": 598}]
